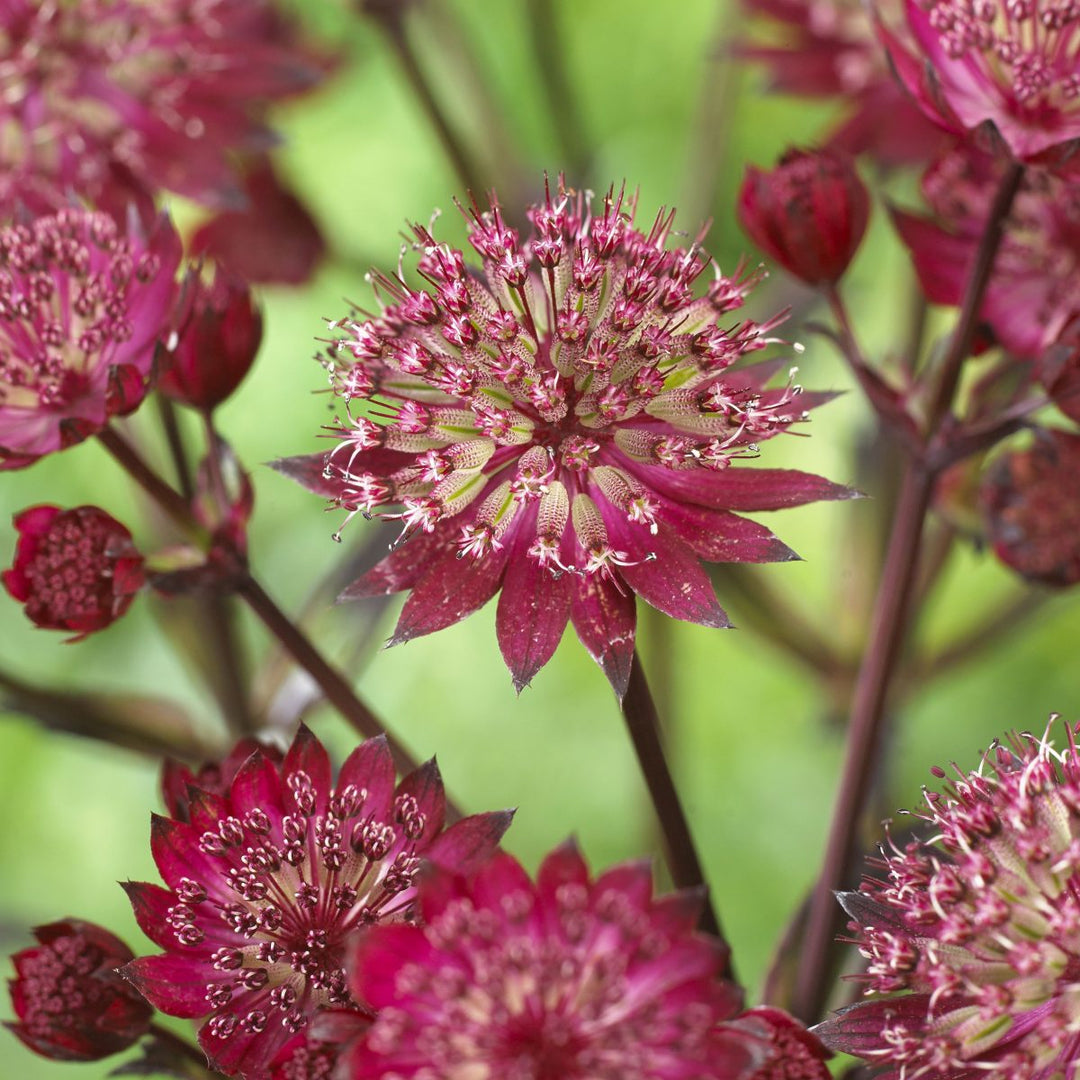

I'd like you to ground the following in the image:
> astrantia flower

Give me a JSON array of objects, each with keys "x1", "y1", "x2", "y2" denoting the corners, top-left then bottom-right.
[
  {"x1": 8, "y1": 919, "x2": 153, "y2": 1062},
  {"x1": 161, "y1": 739, "x2": 283, "y2": 824},
  {"x1": 0, "y1": 0, "x2": 323, "y2": 211},
  {"x1": 980, "y1": 428, "x2": 1080, "y2": 586},
  {"x1": 738, "y1": 148, "x2": 870, "y2": 286},
  {"x1": 817, "y1": 719, "x2": 1080, "y2": 1078},
  {"x1": 739, "y1": 0, "x2": 948, "y2": 164},
  {"x1": 345, "y1": 843, "x2": 746, "y2": 1080},
  {"x1": 3, "y1": 505, "x2": 145, "y2": 639},
  {"x1": 877, "y1": 0, "x2": 1080, "y2": 163},
  {"x1": 277, "y1": 181, "x2": 851, "y2": 694},
  {"x1": 894, "y1": 148, "x2": 1080, "y2": 358},
  {"x1": 0, "y1": 207, "x2": 181, "y2": 468},
  {"x1": 121, "y1": 726, "x2": 511, "y2": 1079}
]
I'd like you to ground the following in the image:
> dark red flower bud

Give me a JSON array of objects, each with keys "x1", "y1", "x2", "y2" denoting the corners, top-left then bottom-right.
[
  {"x1": 3, "y1": 506, "x2": 145, "y2": 640},
  {"x1": 7, "y1": 919, "x2": 153, "y2": 1062},
  {"x1": 981, "y1": 429, "x2": 1080, "y2": 587},
  {"x1": 738, "y1": 148, "x2": 870, "y2": 286},
  {"x1": 161, "y1": 738, "x2": 283, "y2": 822},
  {"x1": 159, "y1": 268, "x2": 263, "y2": 411},
  {"x1": 191, "y1": 159, "x2": 326, "y2": 286}
]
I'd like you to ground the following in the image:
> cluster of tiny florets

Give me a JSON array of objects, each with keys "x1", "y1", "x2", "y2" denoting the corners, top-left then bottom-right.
[{"x1": 837, "y1": 720, "x2": 1080, "y2": 1079}]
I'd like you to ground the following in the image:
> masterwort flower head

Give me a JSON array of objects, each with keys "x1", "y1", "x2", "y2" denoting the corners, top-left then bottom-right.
[
  {"x1": 739, "y1": 0, "x2": 948, "y2": 164},
  {"x1": 277, "y1": 180, "x2": 851, "y2": 695},
  {"x1": 894, "y1": 147, "x2": 1080, "y2": 358},
  {"x1": 120, "y1": 726, "x2": 511, "y2": 1079},
  {"x1": 817, "y1": 718, "x2": 1080, "y2": 1079},
  {"x1": 0, "y1": 207, "x2": 181, "y2": 468},
  {"x1": 7, "y1": 919, "x2": 153, "y2": 1062},
  {"x1": 3, "y1": 504, "x2": 145, "y2": 639},
  {"x1": 0, "y1": 0, "x2": 324, "y2": 212},
  {"x1": 878, "y1": 0, "x2": 1080, "y2": 164},
  {"x1": 345, "y1": 842, "x2": 746, "y2": 1080}
]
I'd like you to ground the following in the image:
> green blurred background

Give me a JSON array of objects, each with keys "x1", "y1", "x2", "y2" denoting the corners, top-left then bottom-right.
[{"x1": 3, "y1": 1, "x2": 1079, "y2": 1075}]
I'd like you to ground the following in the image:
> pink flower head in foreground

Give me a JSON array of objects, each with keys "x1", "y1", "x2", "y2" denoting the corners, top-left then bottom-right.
[
  {"x1": 894, "y1": 147, "x2": 1080, "y2": 359},
  {"x1": 0, "y1": 207, "x2": 181, "y2": 468},
  {"x1": 121, "y1": 726, "x2": 512, "y2": 1079},
  {"x1": 817, "y1": 718, "x2": 1080, "y2": 1078},
  {"x1": 980, "y1": 428, "x2": 1080, "y2": 587},
  {"x1": 277, "y1": 181, "x2": 851, "y2": 695},
  {"x1": 345, "y1": 843, "x2": 747, "y2": 1080},
  {"x1": 739, "y1": 0, "x2": 948, "y2": 164},
  {"x1": 7, "y1": 919, "x2": 152, "y2": 1062},
  {"x1": 738, "y1": 148, "x2": 870, "y2": 286},
  {"x1": 3, "y1": 505, "x2": 145, "y2": 639},
  {"x1": 878, "y1": 0, "x2": 1080, "y2": 164},
  {"x1": 0, "y1": 0, "x2": 323, "y2": 212}
]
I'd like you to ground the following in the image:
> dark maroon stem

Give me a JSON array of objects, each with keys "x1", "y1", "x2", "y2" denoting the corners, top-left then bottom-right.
[
  {"x1": 157, "y1": 396, "x2": 194, "y2": 500},
  {"x1": 376, "y1": 17, "x2": 487, "y2": 197},
  {"x1": 791, "y1": 161, "x2": 1025, "y2": 1023},
  {"x1": 234, "y1": 576, "x2": 434, "y2": 789},
  {"x1": 622, "y1": 650, "x2": 727, "y2": 951},
  {"x1": 98, "y1": 427, "x2": 440, "y2": 800},
  {"x1": 98, "y1": 426, "x2": 201, "y2": 536}
]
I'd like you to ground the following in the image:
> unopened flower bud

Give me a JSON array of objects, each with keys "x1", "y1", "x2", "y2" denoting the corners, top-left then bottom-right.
[
  {"x1": 160, "y1": 268, "x2": 263, "y2": 410},
  {"x1": 3, "y1": 506, "x2": 145, "y2": 640},
  {"x1": 738, "y1": 148, "x2": 869, "y2": 286},
  {"x1": 8, "y1": 919, "x2": 152, "y2": 1061}
]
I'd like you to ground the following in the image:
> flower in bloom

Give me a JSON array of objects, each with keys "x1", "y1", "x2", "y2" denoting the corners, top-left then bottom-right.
[
  {"x1": 980, "y1": 428, "x2": 1080, "y2": 587},
  {"x1": 738, "y1": 0, "x2": 948, "y2": 164},
  {"x1": 738, "y1": 148, "x2": 870, "y2": 286},
  {"x1": 191, "y1": 159, "x2": 327, "y2": 286},
  {"x1": 894, "y1": 147, "x2": 1080, "y2": 359},
  {"x1": 877, "y1": 0, "x2": 1080, "y2": 164},
  {"x1": 817, "y1": 719, "x2": 1080, "y2": 1078},
  {"x1": 0, "y1": 207, "x2": 181, "y2": 469},
  {"x1": 159, "y1": 266, "x2": 263, "y2": 411},
  {"x1": 277, "y1": 181, "x2": 851, "y2": 695},
  {"x1": 120, "y1": 726, "x2": 512, "y2": 1079},
  {"x1": 3, "y1": 505, "x2": 145, "y2": 639},
  {"x1": 0, "y1": 0, "x2": 323, "y2": 212},
  {"x1": 344, "y1": 843, "x2": 747, "y2": 1080},
  {"x1": 8, "y1": 919, "x2": 153, "y2": 1061}
]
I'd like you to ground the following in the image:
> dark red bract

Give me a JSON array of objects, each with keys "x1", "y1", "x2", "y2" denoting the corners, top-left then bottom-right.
[
  {"x1": 738, "y1": 148, "x2": 870, "y2": 286},
  {"x1": 121, "y1": 726, "x2": 512, "y2": 1079},
  {"x1": 160, "y1": 268, "x2": 263, "y2": 411},
  {"x1": 7, "y1": 919, "x2": 153, "y2": 1062},
  {"x1": 3, "y1": 505, "x2": 145, "y2": 640}
]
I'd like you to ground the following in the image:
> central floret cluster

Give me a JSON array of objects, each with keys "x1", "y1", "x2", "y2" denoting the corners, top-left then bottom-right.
[
  {"x1": 820, "y1": 720, "x2": 1080, "y2": 1079},
  {"x1": 282, "y1": 179, "x2": 848, "y2": 693}
]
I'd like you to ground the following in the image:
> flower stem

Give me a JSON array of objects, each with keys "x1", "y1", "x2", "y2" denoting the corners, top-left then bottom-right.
[
  {"x1": 375, "y1": 14, "x2": 487, "y2": 196},
  {"x1": 234, "y1": 575, "x2": 431, "y2": 789},
  {"x1": 98, "y1": 426, "x2": 201, "y2": 537},
  {"x1": 524, "y1": 0, "x2": 589, "y2": 179},
  {"x1": 791, "y1": 161, "x2": 1025, "y2": 1023},
  {"x1": 97, "y1": 427, "x2": 442, "y2": 803},
  {"x1": 622, "y1": 650, "x2": 727, "y2": 953}
]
